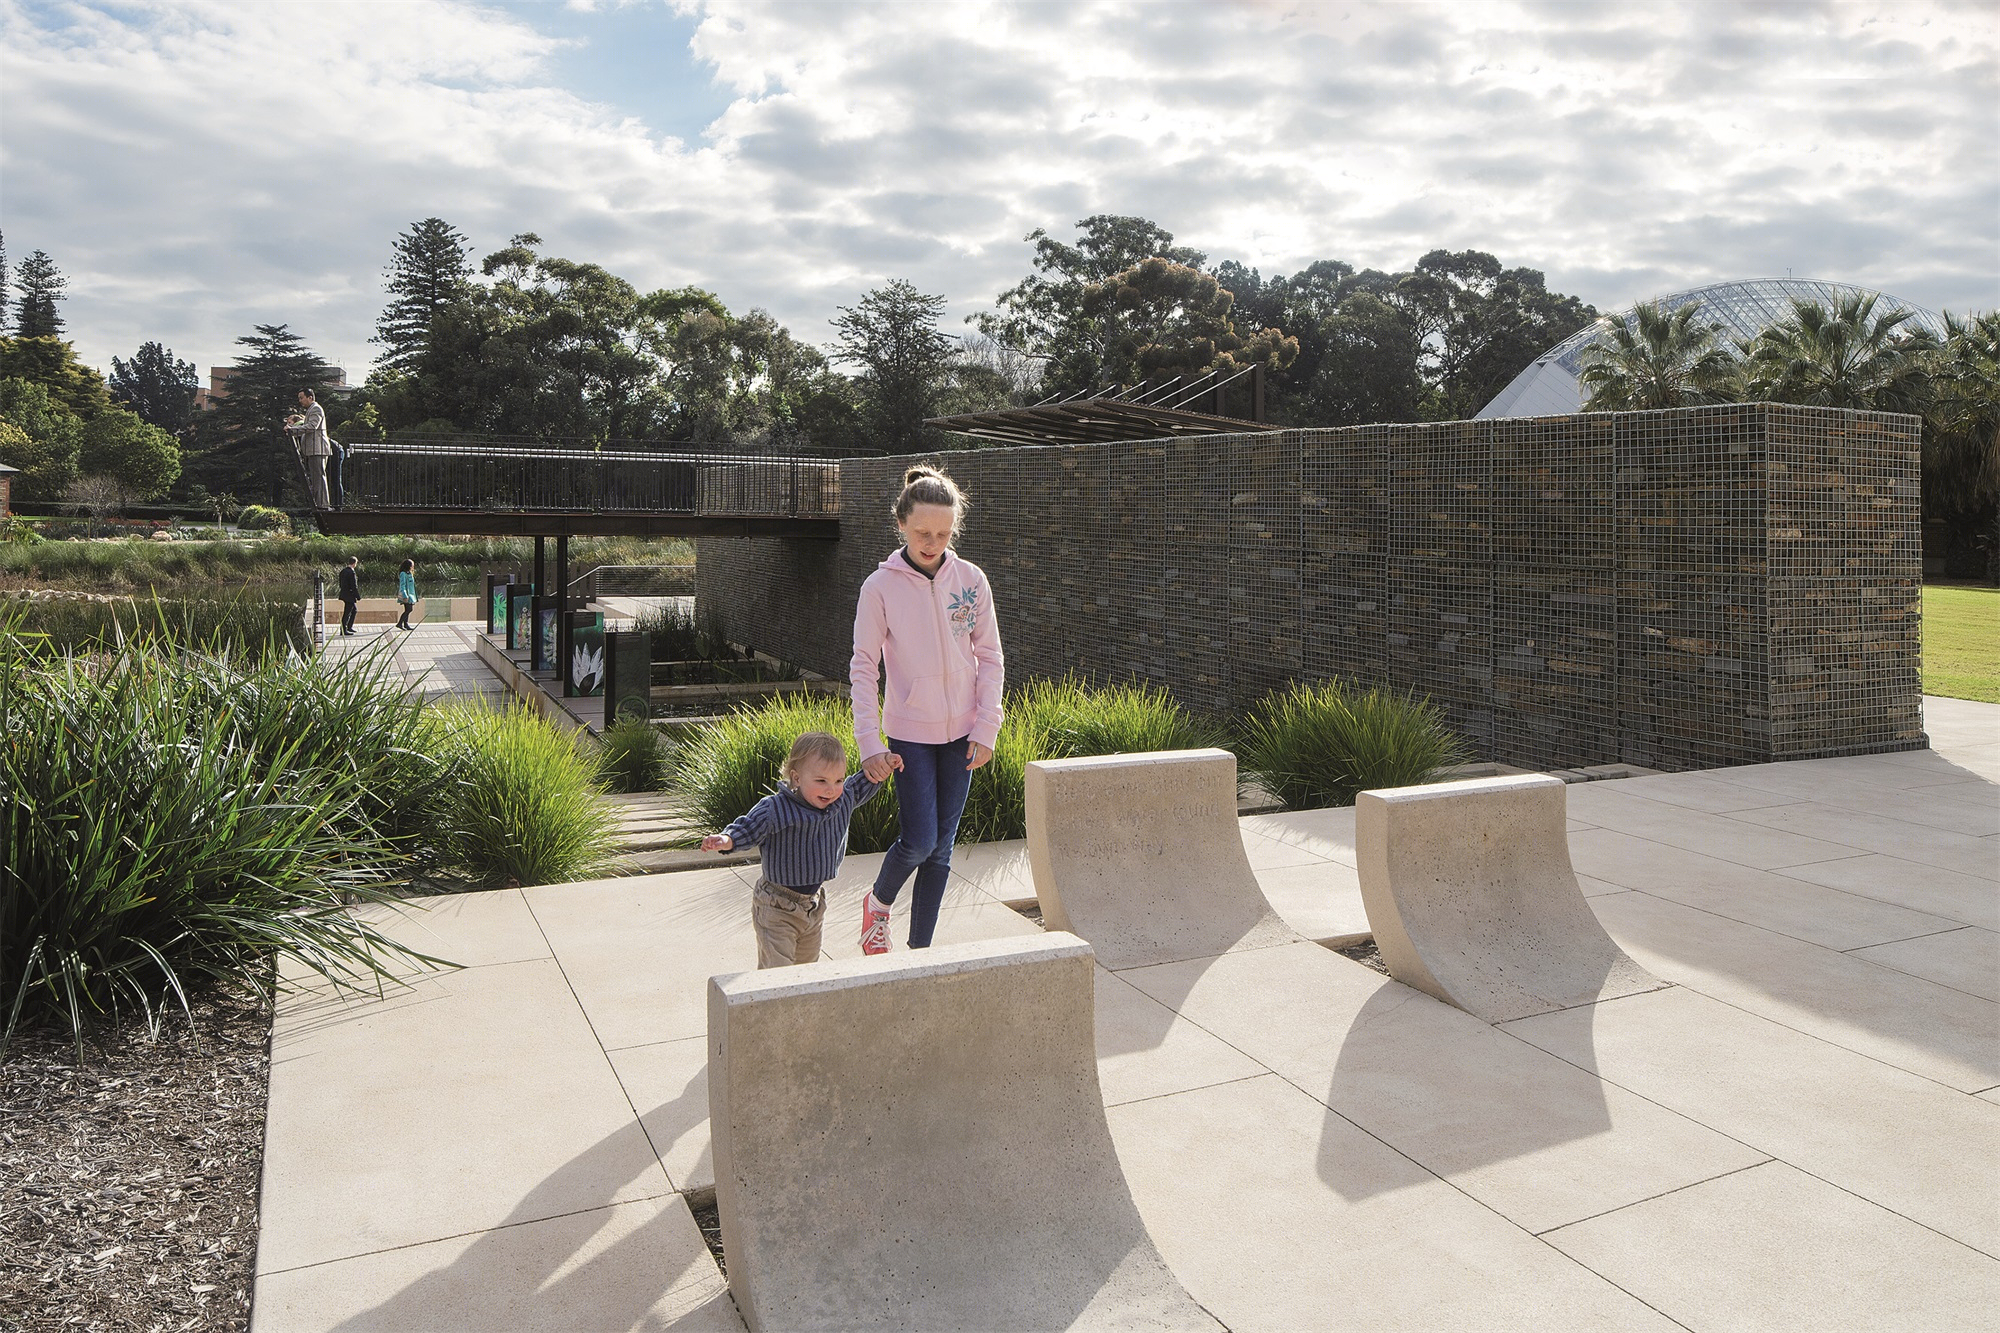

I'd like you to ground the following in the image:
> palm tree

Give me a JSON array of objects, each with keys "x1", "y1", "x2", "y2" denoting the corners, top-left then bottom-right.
[
  {"x1": 1740, "y1": 292, "x2": 1936, "y2": 414},
  {"x1": 1578, "y1": 302, "x2": 1735, "y2": 411},
  {"x1": 1922, "y1": 311, "x2": 2000, "y2": 577}
]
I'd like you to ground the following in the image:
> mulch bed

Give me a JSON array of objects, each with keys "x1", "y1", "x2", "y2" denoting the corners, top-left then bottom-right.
[{"x1": 1, "y1": 991, "x2": 271, "y2": 1333}]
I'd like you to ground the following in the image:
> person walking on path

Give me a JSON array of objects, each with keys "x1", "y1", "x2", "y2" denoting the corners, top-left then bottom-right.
[
  {"x1": 337, "y1": 556, "x2": 361, "y2": 635},
  {"x1": 850, "y1": 464, "x2": 1005, "y2": 954},
  {"x1": 701, "y1": 731, "x2": 896, "y2": 967},
  {"x1": 395, "y1": 558, "x2": 419, "y2": 632},
  {"x1": 286, "y1": 388, "x2": 333, "y2": 509}
]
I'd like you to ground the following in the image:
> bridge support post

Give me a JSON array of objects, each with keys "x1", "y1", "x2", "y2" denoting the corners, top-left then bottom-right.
[{"x1": 555, "y1": 536, "x2": 570, "y2": 692}]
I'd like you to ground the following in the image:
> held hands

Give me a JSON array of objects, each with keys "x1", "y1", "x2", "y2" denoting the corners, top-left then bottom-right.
[
  {"x1": 966, "y1": 741, "x2": 993, "y2": 771},
  {"x1": 701, "y1": 834, "x2": 734, "y2": 853},
  {"x1": 861, "y1": 751, "x2": 907, "y2": 784}
]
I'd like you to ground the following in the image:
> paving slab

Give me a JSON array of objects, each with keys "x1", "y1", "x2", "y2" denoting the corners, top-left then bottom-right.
[
  {"x1": 1567, "y1": 827, "x2": 1964, "y2": 951},
  {"x1": 1250, "y1": 860, "x2": 1371, "y2": 943},
  {"x1": 1092, "y1": 965, "x2": 1267, "y2": 1108},
  {"x1": 1590, "y1": 888, "x2": 2000, "y2": 1091},
  {"x1": 260, "y1": 959, "x2": 672, "y2": 1275},
  {"x1": 1108, "y1": 1074, "x2": 1682, "y2": 1332},
  {"x1": 1504, "y1": 985, "x2": 2000, "y2": 1255},
  {"x1": 1541, "y1": 1160, "x2": 2000, "y2": 1333},
  {"x1": 609, "y1": 1035, "x2": 715, "y2": 1195},
  {"x1": 1778, "y1": 851, "x2": 1999, "y2": 931},
  {"x1": 1560, "y1": 784, "x2": 1866, "y2": 869},
  {"x1": 944, "y1": 838, "x2": 1038, "y2": 903},
  {"x1": 1723, "y1": 800, "x2": 2000, "y2": 878},
  {"x1": 524, "y1": 868, "x2": 757, "y2": 1049},
  {"x1": 350, "y1": 887, "x2": 553, "y2": 971},
  {"x1": 1239, "y1": 805, "x2": 1358, "y2": 865},
  {"x1": 1851, "y1": 925, "x2": 2000, "y2": 1002},
  {"x1": 1606, "y1": 771, "x2": 1806, "y2": 815},
  {"x1": 1120, "y1": 942, "x2": 1764, "y2": 1234},
  {"x1": 251, "y1": 1195, "x2": 741, "y2": 1333}
]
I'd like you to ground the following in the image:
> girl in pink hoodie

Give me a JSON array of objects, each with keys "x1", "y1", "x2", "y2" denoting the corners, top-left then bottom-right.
[{"x1": 850, "y1": 465, "x2": 1005, "y2": 953}]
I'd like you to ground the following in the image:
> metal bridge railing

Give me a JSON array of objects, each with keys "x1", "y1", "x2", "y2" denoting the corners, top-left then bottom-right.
[{"x1": 339, "y1": 444, "x2": 840, "y2": 519}]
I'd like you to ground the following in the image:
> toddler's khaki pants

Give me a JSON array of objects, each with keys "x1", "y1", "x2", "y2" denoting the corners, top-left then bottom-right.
[{"x1": 753, "y1": 880, "x2": 825, "y2": 968}]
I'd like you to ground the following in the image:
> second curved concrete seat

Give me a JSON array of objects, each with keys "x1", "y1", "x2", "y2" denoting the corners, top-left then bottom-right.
[
  {"x1": 1356, "y1": 773, "x2": 1665, "y2": 1023},
  {"x1": 708, "y1": 934, "x2": 1219, "y2": 1333},
  {"x1": 1025, "y1": 749, "x2": 1298, "y2": 970}
]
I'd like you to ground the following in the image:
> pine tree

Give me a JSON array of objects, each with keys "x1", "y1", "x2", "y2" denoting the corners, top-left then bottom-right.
[
  {"x1": 190, "y1": 324, "x2": 340, "y2": 504},
  {"x1": 12, "y1": 250, "x2": 67, "y2": 338},
  {"x1": 373, "y1": 218, "x2": 473, "y2": 374}
]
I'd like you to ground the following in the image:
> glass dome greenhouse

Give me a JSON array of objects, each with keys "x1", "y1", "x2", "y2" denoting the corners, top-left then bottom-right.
[{"x1": 1475, "y1": 278, "x2": 1947, "y2": 419}]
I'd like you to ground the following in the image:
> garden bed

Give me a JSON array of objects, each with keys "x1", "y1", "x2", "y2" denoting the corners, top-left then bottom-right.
[{"x1": 1, "y1": 994, "x2": 270, "y2": 1333}]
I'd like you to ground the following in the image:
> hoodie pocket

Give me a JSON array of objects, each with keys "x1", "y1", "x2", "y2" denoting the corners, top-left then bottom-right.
[{"x1": 899, "y1": 673, "x2": 949, "y2": 722}]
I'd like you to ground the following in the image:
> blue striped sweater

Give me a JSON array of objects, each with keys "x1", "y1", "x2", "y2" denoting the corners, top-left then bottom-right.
[{"x1": 721, "y1": 771, "x2": 884, "y2": 891}]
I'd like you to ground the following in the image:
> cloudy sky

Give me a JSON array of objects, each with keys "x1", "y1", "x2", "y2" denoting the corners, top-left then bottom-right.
[{"x1": 2, "y1": 0, "x2": 1995, "y2": 383}]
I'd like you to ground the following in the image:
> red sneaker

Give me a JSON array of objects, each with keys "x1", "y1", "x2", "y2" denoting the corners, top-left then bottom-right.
[{"x1": 859, "y1": 892, "x2": 893, "y2": 955}]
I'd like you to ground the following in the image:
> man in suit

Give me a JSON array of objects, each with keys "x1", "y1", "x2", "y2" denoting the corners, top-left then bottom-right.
[
  {"x1": 288, "y1": 388, "x2": 332, "y2": 509},
  {"x1": 337, "y1": 556, "x2": 362, "y2": 635}
]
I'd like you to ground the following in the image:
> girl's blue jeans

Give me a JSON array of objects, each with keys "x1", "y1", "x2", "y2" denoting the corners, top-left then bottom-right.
[{"x1": 871, "y1": 736, "x2": 975, "y2": 948}]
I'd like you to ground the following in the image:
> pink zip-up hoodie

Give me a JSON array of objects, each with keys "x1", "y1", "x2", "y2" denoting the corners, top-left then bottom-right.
[{"x1": 850, "y1": 548, "x2": 1005, "y2": 759}]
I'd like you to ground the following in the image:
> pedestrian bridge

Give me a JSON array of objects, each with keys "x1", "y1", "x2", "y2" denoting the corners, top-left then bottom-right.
[{"x1": 315, "y1": 439, "x2": 841, "y2": 538}]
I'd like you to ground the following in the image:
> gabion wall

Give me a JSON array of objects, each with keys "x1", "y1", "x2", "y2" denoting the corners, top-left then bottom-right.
[{"x1": 697, "y1": 404, "x2": 1923, "y2": 771}]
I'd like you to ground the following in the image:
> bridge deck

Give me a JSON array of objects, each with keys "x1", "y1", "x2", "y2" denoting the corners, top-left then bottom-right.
[{"x1": 320, "y1": 441, "x2": 842, "y2": 539}]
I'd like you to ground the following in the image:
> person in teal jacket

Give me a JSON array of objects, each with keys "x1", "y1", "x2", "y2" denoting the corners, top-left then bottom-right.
[{"x1": 395, "y1": 559, "x2": 419, "y2": 631}]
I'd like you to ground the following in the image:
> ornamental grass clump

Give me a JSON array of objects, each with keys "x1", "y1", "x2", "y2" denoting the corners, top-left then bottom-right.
[
  {"x1": 439, "y1": 703, "x2": 617, "y2": 886},
  {"x1": 598, "y1": 717, "x2": 671, "y2": 794},
  {"x1": 1239, "y1": 678, "x2": 1468, "y2": 810},
  {"x1": 0, "y1": 634, "x2": 448, "y2": 1051},
  {"x1": 669, "y1": 693, "x2": 900, "y2": 853}
]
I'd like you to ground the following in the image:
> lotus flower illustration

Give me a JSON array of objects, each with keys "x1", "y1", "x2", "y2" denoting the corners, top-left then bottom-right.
[{"x1": 572, "y1": 643, "x2": 605, "y2": 694}]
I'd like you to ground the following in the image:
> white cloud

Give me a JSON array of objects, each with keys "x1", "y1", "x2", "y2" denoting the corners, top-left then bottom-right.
[{"x1": 1, "y1": 0, "x2": 1993, "y2": 384}]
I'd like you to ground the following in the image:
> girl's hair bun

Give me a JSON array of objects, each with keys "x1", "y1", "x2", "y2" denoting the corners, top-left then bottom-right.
[{"x1": 903, "y1": 465, "x2": 939, "y2": 487}]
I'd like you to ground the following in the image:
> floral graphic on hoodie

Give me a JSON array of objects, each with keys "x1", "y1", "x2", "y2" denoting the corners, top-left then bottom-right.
[{"x1": 947, "y1": 585, "x2": 980, "y2": 638}]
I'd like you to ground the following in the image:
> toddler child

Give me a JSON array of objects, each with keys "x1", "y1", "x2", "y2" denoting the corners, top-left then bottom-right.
[{"x1": 702, "y1": 731, "x2": 899, "y2": 968}]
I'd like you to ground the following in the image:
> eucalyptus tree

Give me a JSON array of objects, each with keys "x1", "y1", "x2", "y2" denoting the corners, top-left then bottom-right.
[
  {"x1": 974, "y1": 215, "x2": 1205, "y2": 395},
  {"x1": 1578, "y1": 302, "x2": 1736, "y2": 411},
  {"x1": 832, "y1": 279, "x2": 956, "y2": 454}
]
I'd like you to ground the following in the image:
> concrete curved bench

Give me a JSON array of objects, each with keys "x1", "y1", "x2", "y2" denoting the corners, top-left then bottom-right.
[
  {"x1": 708, "y1": 934, "x2": 1219, "y2": 1333},
  {"x1": 1356, "y1": 774, "x2": 1664, "y2": 1023},
  {"x1": 1025, "y1": 749, "x2": 1297, "y2": 970}
]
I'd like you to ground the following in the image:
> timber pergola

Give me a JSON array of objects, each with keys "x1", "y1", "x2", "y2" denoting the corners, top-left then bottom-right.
[{"x1": 926, "y1": 365, "x2": 1282, "y2": 447}]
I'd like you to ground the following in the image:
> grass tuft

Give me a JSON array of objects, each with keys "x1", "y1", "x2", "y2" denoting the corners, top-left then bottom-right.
[
  {"x1": 437, "y1": 703, "x2": 617, "y2": 886},
  {"x1": 1238, "y1": 678, "x2": 1467, "y2": 810}
]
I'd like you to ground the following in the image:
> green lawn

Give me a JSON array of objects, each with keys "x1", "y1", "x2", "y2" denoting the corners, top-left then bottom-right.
[{"x1": 1924, "y1": 583, "x2": 2000, "y2": 703}]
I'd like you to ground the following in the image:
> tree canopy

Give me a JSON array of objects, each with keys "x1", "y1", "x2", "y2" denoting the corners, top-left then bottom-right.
[{"x1": 110, "y1": 341, "x2": 201, "y2": 437}]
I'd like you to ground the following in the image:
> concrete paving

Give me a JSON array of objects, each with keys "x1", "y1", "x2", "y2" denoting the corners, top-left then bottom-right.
[
  {"x1": 253, "y1": 696, "x2": 1999, "y2": 1331},
  {"x1": 319, "y1": 620, "x2": 511, "y2": 703}
]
